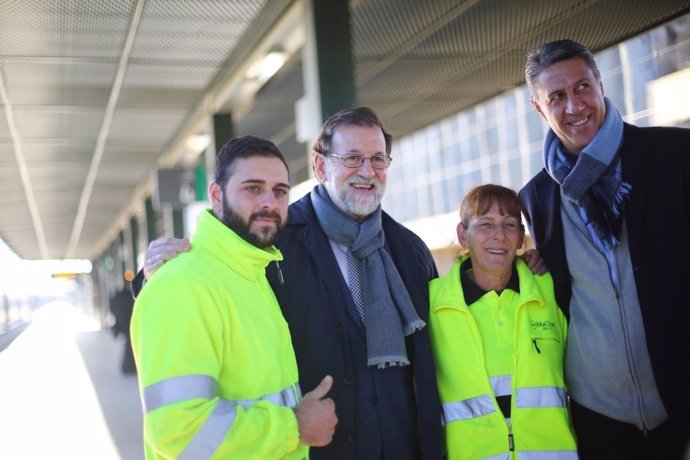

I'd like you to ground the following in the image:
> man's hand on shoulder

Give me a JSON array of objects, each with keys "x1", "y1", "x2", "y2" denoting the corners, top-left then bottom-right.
[
  {"x1": 144, "y1": 237, "x2": 191, "y2": 279},
  {"x1": 520, "y1": 248, "x2": 548, "y2": 275},
  {"x1": 294, "y1": 375, "x2": 337, "y2": 446}
]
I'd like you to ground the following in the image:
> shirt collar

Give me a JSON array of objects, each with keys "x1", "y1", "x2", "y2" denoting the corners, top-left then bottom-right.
[{"x1": 460, "y1": 257, "x2": 520, "y2": 306}]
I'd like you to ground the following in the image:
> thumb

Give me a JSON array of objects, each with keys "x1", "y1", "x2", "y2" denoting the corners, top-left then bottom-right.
[{"x1": 304, "y1": 375, "x2": 333, "y2": 401}]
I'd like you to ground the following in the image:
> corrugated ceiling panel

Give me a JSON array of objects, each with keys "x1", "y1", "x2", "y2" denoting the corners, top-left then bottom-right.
[{"x1": 0, "y1": 0, "x2": 132, "y2": 57}]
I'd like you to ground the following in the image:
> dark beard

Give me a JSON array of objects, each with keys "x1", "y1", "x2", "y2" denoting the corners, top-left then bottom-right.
[{"x1": 221, "y1": 202, "x2": 283, "y2": 248}]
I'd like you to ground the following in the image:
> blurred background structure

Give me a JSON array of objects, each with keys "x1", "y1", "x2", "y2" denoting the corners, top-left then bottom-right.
[{"x1": 1, "y1": 1, "x2": 690, "y2": 458}]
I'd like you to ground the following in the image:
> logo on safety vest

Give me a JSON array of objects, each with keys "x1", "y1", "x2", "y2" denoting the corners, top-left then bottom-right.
[{"x1": 530, "y1": 320, "x2": 555, "y2": 331}]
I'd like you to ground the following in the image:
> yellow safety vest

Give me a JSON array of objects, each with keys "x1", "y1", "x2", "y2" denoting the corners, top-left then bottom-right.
[
  {"x1": 429, "y1": 257, "x2": 577, "y2": 460},
  {"x1": 132, "y1": 210, "x2": 307, "y2": 459}
]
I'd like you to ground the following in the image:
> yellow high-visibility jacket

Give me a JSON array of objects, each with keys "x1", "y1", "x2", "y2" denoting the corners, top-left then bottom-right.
[
  {"x1": 132, "y1": 210, "x2": 307, "y2": 459},
  {"x1": 429, "y1": 256, "x2": 577, "y2": 460}
]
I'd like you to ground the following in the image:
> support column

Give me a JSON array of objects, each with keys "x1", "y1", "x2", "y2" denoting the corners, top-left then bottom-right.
[
  {"x1": 172, "y1": 209, "x2": 185, "y2": 239},
  {"x1": 145, "y1": 197, "x2": 159, "y2": 245},
  {"x1": 297, "y1": 0, "x2": 355, "y2": 159},
  {"x1": 209, "y1": 113, "x2": 235, "y2": 186},
  {"x1": 213, "y1": 113, "x2": 235, "y2": 150},
  {"x1": 303, "y1": 0, "x2": 355, "y2": 119},
  {"x1": 129, "y1": 215, "x2": 139, "y2": 271},
  {"x1": 117, "y1": 231, "x2": 126, "y2": 289}
]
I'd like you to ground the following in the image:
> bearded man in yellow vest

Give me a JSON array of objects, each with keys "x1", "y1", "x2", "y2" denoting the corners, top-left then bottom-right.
[
  {"x1": 429, "y1": 185, "x2": 576, "y2": 459},
  {"x1": 131, "y1": 136, "x2": 337, "y2": 459}
]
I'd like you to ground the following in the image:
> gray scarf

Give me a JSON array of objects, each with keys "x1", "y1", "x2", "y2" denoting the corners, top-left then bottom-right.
[
  {"x1": 544, "y1": 97, "x2": 631, "y2": 249},
  {"x1": 310, "y1": 185, "x2": 425, "y2": 368}
]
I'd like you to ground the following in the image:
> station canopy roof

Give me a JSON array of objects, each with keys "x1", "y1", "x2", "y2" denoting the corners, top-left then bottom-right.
[{"x1": 1, "y1": 0, "x2": 689, "y2": 260}]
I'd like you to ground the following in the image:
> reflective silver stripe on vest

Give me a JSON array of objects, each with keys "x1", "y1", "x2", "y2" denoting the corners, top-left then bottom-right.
[
  {"x1": 179, "y1": 398, "x2": 237, "y2": 460},
  {"x1": 179, "y1": 386, "x2": 301, "y2": 459},
  {"x1": 490, "y1": 374, "x2": 512, "y2": 397},
  {"x1": 442, "y1": 394, "x2": 495, "y2": 424},
  {"x1": 515, "y1": 386, "x2": 567, "y2": 408},
  {"x1": 519, "y1": 450, "x2": 578, "y2": 459},
  {"x1": 482, "y1": 454, "x2": 510, "y2": 460},
  {"x1": 479, "y1": 451, "x2": 576, "y2": 460},
  {"x1": 143, "y1": 380, "x2": 301, "y2": 459},
  {"x1": 236, "y1": 384, "x2": 302, "y2": 409},
  {"x1": 442, "y1": 386, "x2": 565, "y2": 425},
  {"x1": 144, "y1": 375, "x2": 302, "y2": 414},
  {"x1": 143, "y1": 375, "x2": 216, "y2": 413}
]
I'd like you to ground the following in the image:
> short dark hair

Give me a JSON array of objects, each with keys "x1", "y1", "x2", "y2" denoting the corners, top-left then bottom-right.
[
  {"x1": 312, "y1": 106, "x2": 393, "y2": 157},
  {"x1": 460, "y1": 184, "x2": 524, "y2": 229},
  {"x1": 525, "y1": 39, "x2": 601, "y2": 97},
  {"x1": 214, "y1": 135, "x2": 288, "y2": 189}
]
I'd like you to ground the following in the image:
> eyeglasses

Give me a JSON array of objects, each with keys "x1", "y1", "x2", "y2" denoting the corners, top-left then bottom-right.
[
  {"x1": 328, "y1": 153, "x2": 393, "y2": 169},
  {"x1": 469, "y1": 220, "x2": 523, "y2": 235}
]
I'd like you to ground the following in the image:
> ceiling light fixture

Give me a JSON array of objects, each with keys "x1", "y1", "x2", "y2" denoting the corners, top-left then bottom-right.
[
  {"x1": 181, "y1": 134, "x2": 211, "y2": 164},
  {"x1": 186, "y1": 134, "x2": 211, "y2": 154},
  {"x1": 245, "y1": 50, "x2": 287, "y2": 84}
]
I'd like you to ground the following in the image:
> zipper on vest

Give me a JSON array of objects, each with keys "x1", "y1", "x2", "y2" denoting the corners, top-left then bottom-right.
[
  {"x1": 532, "y1": 338, "x2": 541, "y2": 354},
  {"x1": 275, "y1": 261, "x2": 285, "y2": 285},
  {"x1": 507, "y1": 421, "x2": 514, "y2": 451}
]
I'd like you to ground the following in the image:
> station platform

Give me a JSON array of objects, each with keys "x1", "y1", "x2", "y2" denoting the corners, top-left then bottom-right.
[{"x1": 0, "y1": 301, "x2": 144, "y2": 459}]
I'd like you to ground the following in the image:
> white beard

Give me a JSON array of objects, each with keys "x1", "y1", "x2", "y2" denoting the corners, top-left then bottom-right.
[{"x1": 323, "y1": 164, "x2": 385, "y2": 219}]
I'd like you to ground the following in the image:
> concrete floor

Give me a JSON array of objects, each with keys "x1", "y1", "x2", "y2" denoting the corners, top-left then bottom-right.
[{"x1": 0, "y1": 301, "x2": 144, "y2": 460}]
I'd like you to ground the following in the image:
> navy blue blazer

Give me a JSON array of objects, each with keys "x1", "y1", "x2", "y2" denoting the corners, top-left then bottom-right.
[
  {"x1": 519, "y1": 123, "x2": 690, "y2": 422},
  {"x1": 268, "y1": 193, "x2": 442, "y2": 460}
]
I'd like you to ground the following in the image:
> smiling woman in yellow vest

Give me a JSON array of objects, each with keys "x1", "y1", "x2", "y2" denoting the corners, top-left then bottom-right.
[{"x1": 429, "y1": 184, "x2": 577, "y2": 460}]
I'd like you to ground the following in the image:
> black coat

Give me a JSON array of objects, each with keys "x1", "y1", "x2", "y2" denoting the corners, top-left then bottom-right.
[
  {"x1": 267, "y1": 193, "x2": 443, "y2": 460},
  {"x1": 519, "y1": 123, "x2": 690, "y2": 423},
  {"x1": 109, "y1": 286, "x2": 134, "y2": 337}
]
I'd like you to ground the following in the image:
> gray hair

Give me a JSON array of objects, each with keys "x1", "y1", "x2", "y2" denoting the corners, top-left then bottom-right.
[{"x1": 525, "y1": 39, "x2": 601, "y2": 96}]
